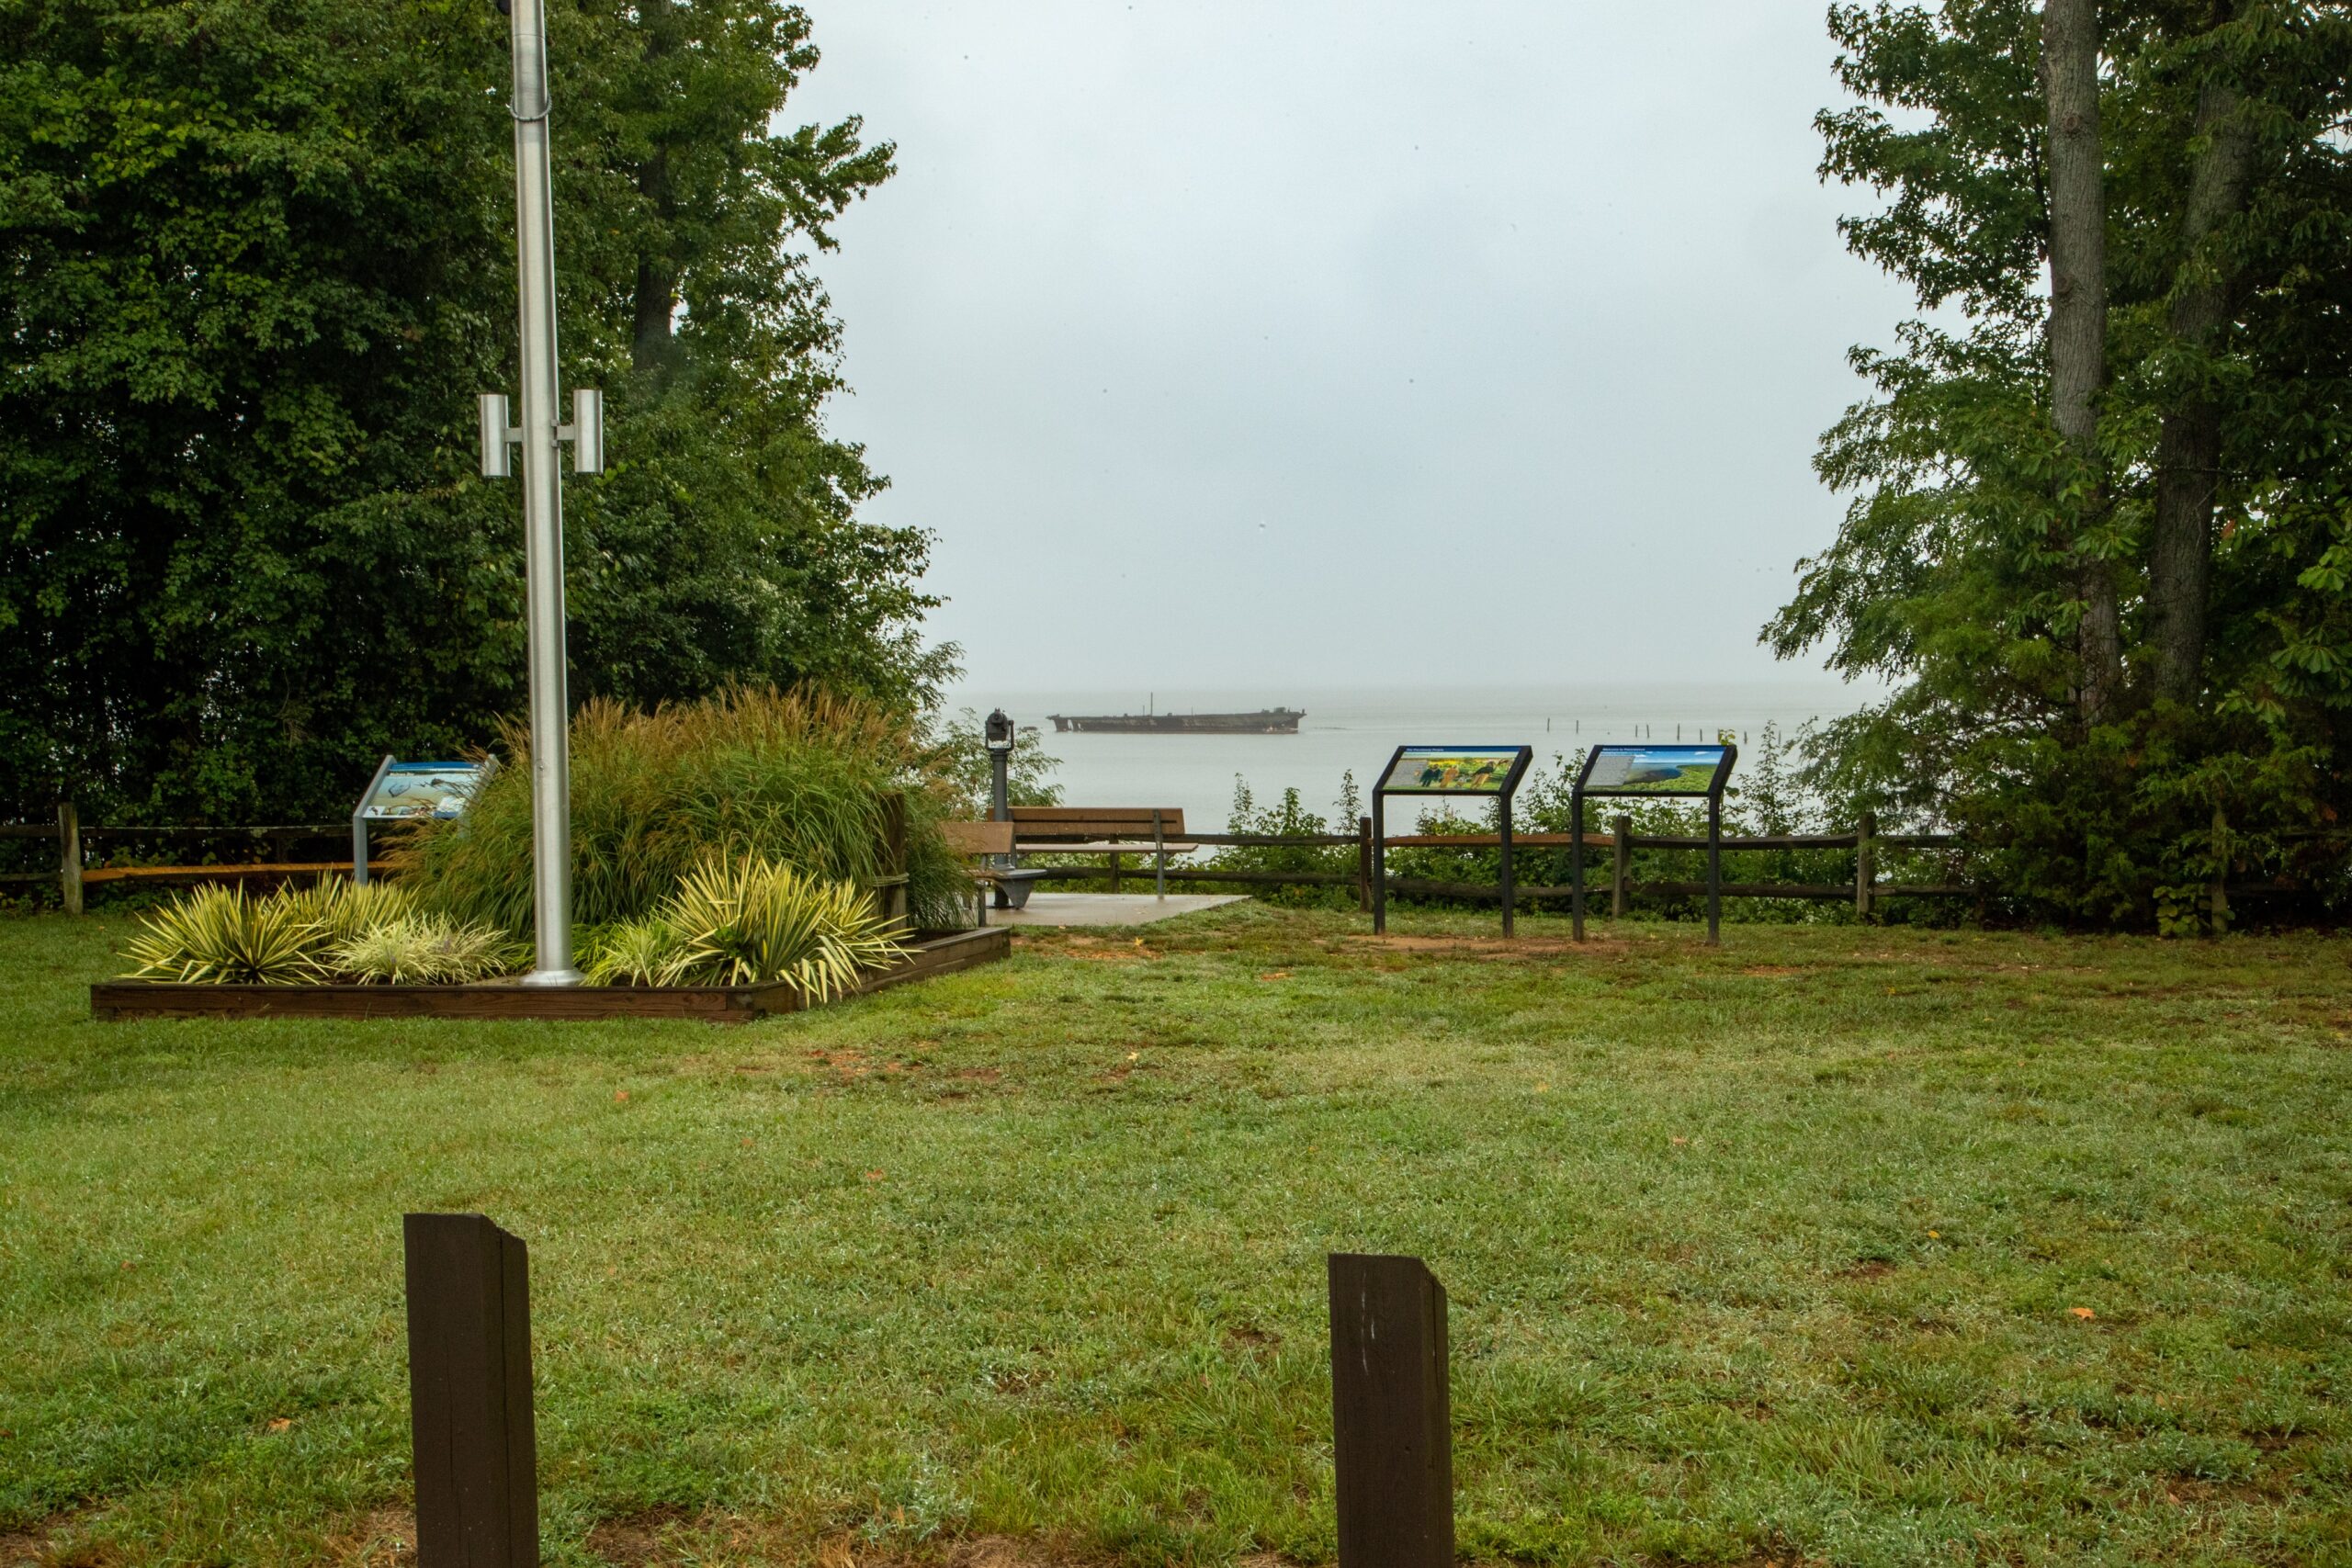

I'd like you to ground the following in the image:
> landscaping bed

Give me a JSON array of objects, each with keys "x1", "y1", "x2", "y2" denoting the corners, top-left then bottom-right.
[{"x1": 90, "y1": 925, "x2": 1006, "y2": 1022}]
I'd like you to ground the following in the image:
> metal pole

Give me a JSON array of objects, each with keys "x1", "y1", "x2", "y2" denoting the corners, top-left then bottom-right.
[
  {"x1": 1372, "y1": 793, "x2": 1386, "y2": 934},
  {"x1": 508, "y1": 0, "x2": 579, "y2": 985}
]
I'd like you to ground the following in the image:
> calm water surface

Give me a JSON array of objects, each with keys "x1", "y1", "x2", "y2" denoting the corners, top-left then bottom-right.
[{"x1": 944, "y1": 682, "x2": 1876, "y2": 831}]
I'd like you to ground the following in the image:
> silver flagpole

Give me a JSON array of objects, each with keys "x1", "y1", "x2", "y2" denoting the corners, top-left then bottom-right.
[{"x1": 498, "y1": 0, "x2": 584, "y2": 984}]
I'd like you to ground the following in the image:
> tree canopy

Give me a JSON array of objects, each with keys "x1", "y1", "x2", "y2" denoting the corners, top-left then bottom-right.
[
  {"x1": 1775, "y1": 0, "x2": 2352, "y2": 927},
  {"x1": 0, "y1": 0, "x2": 946, "y2": 823}
]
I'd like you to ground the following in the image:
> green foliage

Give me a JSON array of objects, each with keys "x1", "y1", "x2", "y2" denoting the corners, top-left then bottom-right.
[
  {"x1": 581, "y1": 916, "x2": 678, "y2": 986},
  {"x1": 650, "y1": 852, "x2": 905, "y2": 995},
  {"x1": 1210, "y1": 775, "x2": 1361, "y2": 908},
  {"x1": 274, "y1": 880, "x2": 420, "y2": 946},
  {"x1": 395, "y1": 686, "x2": 972, "y2": 932},
  {"x1": 0, "y1": 0, "x2": 946, "y2": 826},
  {"x1": 1773, "y1": 2, "x2": 2352, "y2": 926},
  {"x1": 119, "y1": 886, "x2": 328, "y2": 985},
  {"x1": 117, "y1": 879, "x2": 519, "y2": 983},
  {"x1": 329, "y1": 915, "x2": 522, "y2": 985}
]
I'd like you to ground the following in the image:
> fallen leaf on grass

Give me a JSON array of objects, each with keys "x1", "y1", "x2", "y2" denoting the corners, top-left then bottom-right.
[
  {"x1": 613, "y1": 1089, "x2": 629, "y2": 1103},
  {"x1": 2069, "y1": 1305, "x2": 2097, "y2": 1320},
  {"x1": 865, "y1": 1170, "x2": 885, "y2": 1182},
  {"x1": 1670, "y1": 1136, "x2": 1689, "y2": 1147},
  {"x1": 266, "y1": 1417, "x2": 291, "y2": 1432},
  {"x1": 1257, "y1": 970, "x2": 1293, "y2": 982}
]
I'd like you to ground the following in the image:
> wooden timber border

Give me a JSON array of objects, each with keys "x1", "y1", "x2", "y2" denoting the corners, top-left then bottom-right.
[{"x1": 90, "y1": 927, "x2": 1008, "y2": 1024}]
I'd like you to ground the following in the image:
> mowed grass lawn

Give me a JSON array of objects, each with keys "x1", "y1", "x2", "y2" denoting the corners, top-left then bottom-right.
[{"x1": 4, "y1": 907, "x2": 2350, "y2": 1568}]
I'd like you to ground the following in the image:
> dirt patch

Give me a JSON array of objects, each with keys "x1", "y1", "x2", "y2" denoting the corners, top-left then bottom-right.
[
  {"x1": 586, "y1": 1506, "x2": 692, "y2": 1565},
  {"x1": 324, "y1": 1506, "x2": 414, "y2": 1566},
  {"x1": 1222, "y1": 1323, "x2": 1282, "y2": 1359},
  {"x1": 1838, "y1": 1259, "x2": 1896, "y2": 1281},
  {"x1": 1344, "y1": 935, "x2": 1630, "y2": 957},
  {"x1": 0, "y1": 1512, "x2": 103, "y2": 1568},
  {"x1": 1742, "y1": 964, "x2": 1806, "y2": 978}
]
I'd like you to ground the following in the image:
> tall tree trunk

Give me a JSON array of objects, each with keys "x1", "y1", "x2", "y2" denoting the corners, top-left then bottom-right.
[
  {"x1": 630, "y1": 0, "x2": 679, "y2": 377},
  {"x1": 2041, "y1": 0, "x2": 2120, "y2": 723},
  {"x1": 631, "y1": 143, "x2": 677, "y2": 373},
  {"x1": 2148, "y1": 75, "x2": 2255, "y2": 707}
]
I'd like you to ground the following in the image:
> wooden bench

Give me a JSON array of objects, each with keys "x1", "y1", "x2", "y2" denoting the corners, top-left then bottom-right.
[
  {"x1": 1010, "y1": 807, "x2": 1194, "y2": 895},
  {"x1": 938, "y1": 821, "x2": 1053, "y2": 923}
]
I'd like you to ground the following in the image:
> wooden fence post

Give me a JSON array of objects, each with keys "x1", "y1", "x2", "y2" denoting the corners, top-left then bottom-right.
[
  {"x1": 1610, "y1": 814, "x2": 1630, "y2": 919},
  {"x1": 404, "y1": 1213, "x2": 537, "y2": 1568},
  {"x1": 2208, "y1": 804, "x2": 2231, "y2": 934},
  {"x1": 1854, "y1": 811, "x2": 1876, "y2": 921},
  {"x1": 57, "y1": 802, "x2": 82, "y2": 916},
  {"x1": 1357, "y1": 815, "x2": 1374, "y2": 913},
  {"x1": 1328, "y1": 1254, "x2": 1453, "y2": 1568}
]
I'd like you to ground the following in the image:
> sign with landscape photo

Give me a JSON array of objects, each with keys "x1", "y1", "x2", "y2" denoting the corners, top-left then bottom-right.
[{"x1": 1580, "y1": 745, "x2": 1730, "y2": 795}]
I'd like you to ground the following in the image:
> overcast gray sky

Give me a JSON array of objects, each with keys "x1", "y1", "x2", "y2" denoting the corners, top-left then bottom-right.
[{"x1": 787, "y1": 1, "x2": 1914, "y2": 695}]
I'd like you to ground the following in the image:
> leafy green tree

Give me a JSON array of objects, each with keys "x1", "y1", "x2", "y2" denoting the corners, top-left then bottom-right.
[
  {"x1": 1773, "y1": 0, "x2": 2352, "y2": 927},
  {"x1": 0, "y1": 0, "x2": 944, "y2": 825}
]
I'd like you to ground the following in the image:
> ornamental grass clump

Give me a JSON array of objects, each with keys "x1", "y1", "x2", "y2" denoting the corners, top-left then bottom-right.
[
  {"x1": 330, "y1": 917, "x2": 523, "y2": 985},
  {"x1": 390, "y1": 687, "x2": 971, "y2": 933},
  {"x1": 119, "y1": 881, "x2": 522, "y2": 986},
  {"x1": 647, "y1": 853, "x2": 907, "y2": 998},
  {"x1": 120, "y1": 886, "x2": 327, "y2": 985}
]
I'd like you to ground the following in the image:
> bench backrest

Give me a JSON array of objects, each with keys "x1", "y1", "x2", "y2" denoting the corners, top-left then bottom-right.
[
  {"x1": 940, "y1": 820, "x2": 1014, "y2": 856},
  {"x1": 1009, "y1": 806, "x2": 1187, "y2": 841}
]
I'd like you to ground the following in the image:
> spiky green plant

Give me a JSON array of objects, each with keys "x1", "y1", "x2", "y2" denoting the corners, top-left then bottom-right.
[
  {"x1": 582, "y1": 917, "x2": 679, "y2": 987},
  {"x1": 274, "y1": 878, "x2": 416, "y2": 944},
  {"x1": 387, "y1": 687, "x2": 974, "y2": 933},
  {"x1": 652, "y1": 853, "x2": 907, "y2": 998},
  {"x1": 328, "y1": 916, "x2": 521, "y2": 984},
  {"x1": 119, "y1": 886, "x2": 326, "y2": 985}
]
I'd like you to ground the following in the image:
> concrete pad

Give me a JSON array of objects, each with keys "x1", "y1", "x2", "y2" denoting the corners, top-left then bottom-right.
[{"x1": 983, "y1": 892, "x2": 1246, "y2": 929}]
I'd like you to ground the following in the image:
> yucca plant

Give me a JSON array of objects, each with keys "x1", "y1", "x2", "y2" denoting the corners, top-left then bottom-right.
[
  {"x1": 582, "y1": 917, "x2": 679, "y2": 987},
  {"x1": 329, "y1": 916, "x2": 522, "y2": 984},
  {"x1": 653, "y1": 853, "x2": 908, "y2": 998},
  {"x1": 120, "y1": 886, "x2": 327, "y2": 985}
]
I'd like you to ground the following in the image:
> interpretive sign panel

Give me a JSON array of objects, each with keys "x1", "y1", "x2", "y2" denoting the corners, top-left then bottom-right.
[
  {"x1": 1576, "y1": 744, "x2": 1732, "y2": 796},
  {"x1": 354, "y1": 757, "x2": 489, "y2": 883},
  {"x1": 1570, "y1": 741, "x2": 1737, "y2": 945},
  {"x1": 360, "y1": 761, "x2": 486, "y2": 821},
  {"x1": 1372, "y1": 745, "x2": 1533, "y2": 938},
  {"x1": 1379, "y1": 748, "x2": 1527, "y2": 795}
]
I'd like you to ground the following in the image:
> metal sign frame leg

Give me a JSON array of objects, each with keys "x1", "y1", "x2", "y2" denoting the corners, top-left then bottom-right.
[{"x1": 1372, "y1": 793, "x2": 1386, "y2": 935}]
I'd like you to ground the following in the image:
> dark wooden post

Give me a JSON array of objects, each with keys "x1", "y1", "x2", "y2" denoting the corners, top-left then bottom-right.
[
  {"x1": 57, "y1": 802, "x2": 82, "y2": 916},
  {"x1": 1357, "y1": 815, "x2": 1374, "y2": 914},
  {"x1": 1108, "y1": 851, "x2": 1121, "y2": 895},
  {"x1": 404, "y1": 1213, "x2": 538, "y2": 1568},
  {"x1": 2208, "y1": 803, "x2": 2230, "y2": 934},
  {"x1": 1328, "y1": 1254, "x2": 1452, "y2": 1568},
  {"x1": 1854, "y1": 810, "x2": 1876, "y2": 921},
  {"x1": 879, "y1": 793, "x2": 910, "y2": 925},
  {"x1": 1610, "y1": 814, "x2": 1630, "y2": 919}
]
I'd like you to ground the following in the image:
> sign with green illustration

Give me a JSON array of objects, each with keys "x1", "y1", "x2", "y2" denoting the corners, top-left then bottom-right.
[{"x1": 1379, "y1": 747, "x2": 1527, "y2": 795}]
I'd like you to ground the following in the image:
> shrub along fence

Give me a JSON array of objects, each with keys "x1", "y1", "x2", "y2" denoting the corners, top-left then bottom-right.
[
  {"x1": 1030, "y1": 816, "x2": 1970, "y2": 918},
  {"x1": 1029, "y1": 815, "x2": 2347, "y2": 921}
]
